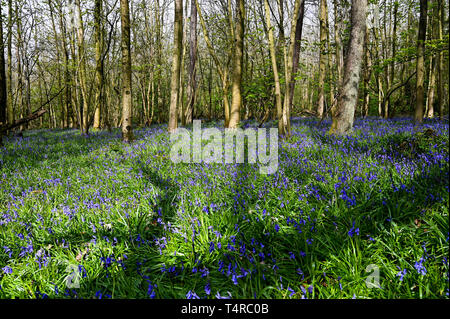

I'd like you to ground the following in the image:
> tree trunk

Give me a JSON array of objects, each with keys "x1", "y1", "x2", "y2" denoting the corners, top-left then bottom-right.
[
  {"x1": 287, "y1": 0, "x2": 305, "y2": 116},
  {"x1": 16, "y1": 1, "x2": 24, "y2": 130},
  {"x1": 6, "y1": 0, "x2": 13, "y2": 126},
  {"x1": 317, "y1": 0, "x2": 328, "y2": 119},
  {"x1": 48, "y1": 0, "x2": 64, "y2": 128},
  {"x1": 0, "y1": 3, "x2": 7, "y2": 132},
  {"x1": 281, "y1": 0, "x2": 302, "y2": 137},
  {"x1": 228, "y1": 0, "x2": 245, "y2": 129},
  {"x1": 372, "y1": 6, "x2": 383, "y2": 118},
  {"x1": 333, "y1": 0, "x2": 343, "y2": 88},
  {"x1": 93, "y1": 0, "x2": 104, "y2": 129},
  {"x1": 120, "y1": 0, "x2": 133, "y2": 142},
  {"x1": 414, "y1": 0, "x2": 427, "y2": 123},
  {"x1": 57, "y1": 0, "x2": 72, "y2": 128},
  {"x1": 386, "y1": 0, "x2": 398, "y2": 119},
  {"x1": 168, "y1": 0, "x2": 183, "y2": 133},
  {"x1": 185, "y1": 0, "x2": 197, "y2": 125},
  {"x1": 329, "y1": 0, "x2": 367, "y2": 135},
  {"x1": 363, "y1": 25, "x2": 372, "y2": 118},
  {"x1": 437, "y1": 0, "x2": 444, "y2": 120},
  {"x1": 74, "y1": 0, "x2": 90, "y2": 134},
  {"x1": 264, "y1": 0, "x2": 283, "y2": 135}
]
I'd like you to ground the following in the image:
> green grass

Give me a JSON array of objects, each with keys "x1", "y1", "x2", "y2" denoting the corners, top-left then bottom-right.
[{"x1": 0, "y1": 117, "x2": 448, "y2": 299}]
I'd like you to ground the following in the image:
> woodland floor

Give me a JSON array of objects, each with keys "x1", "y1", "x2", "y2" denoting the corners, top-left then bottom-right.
[{"x1": 0, "y1": 117, "x2": 448, "y2": 298}]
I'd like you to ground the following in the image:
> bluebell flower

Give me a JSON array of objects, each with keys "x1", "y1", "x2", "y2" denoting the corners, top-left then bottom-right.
[
  {"x1": 396, "y1": 268, "x2": 407, "y2": 281},
  {"x1": 348, "y1": 221, "x2": 360, "y2": 237},
  {"x1": 414, "y1": 257, "x2": 427, "y2": 276},
  {"x1": 2, "y1": 266, "x2": 12, "y2": 274},
  {"x1": 186, "y1": 290, "x2": 200, "y2": 299},
  {"x1": 231, "y1": 274, "x2": 238, "y2": 285},
  {"x1": 287, "y1": 287, "x2": 295, "y2": 297}
]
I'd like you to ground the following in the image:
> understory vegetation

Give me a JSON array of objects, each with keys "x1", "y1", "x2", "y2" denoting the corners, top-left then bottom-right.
[{"x1": 0, "y1": 117, "x2": 448, "y2": 299}]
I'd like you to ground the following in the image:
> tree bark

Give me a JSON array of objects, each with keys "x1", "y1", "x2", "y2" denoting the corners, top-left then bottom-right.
[
  {"x1": 74, "y1": 0, "x2": 90, "y2": 134},
  {"x1": 281, "y1": 0, "x2": 302, "y2": 137},
  {"x1": 317, "y1": 0, "x2": 329, "y2": 119},
  {"x1": 93, "y1": 0, "x2": 104, "y2": 129},
  {"x1": 414, "y1": 0, "x2": 427, "y2": 123},
  {"x1": 264, "y1": 0, "x2": 283, "y2": 135},
  {"x1": 15, "y1": 1, "x2": 24, "y2": 130},
  {"x1": 0, "y1": 3, "x2": 7, "y2": 129},
  {"x1": 168, "y1": 0, "x2": 183, "y2": 133},
  {"x1": 287, "y1": 0, "x2": 305, "y2": 117},
  {"x1": 363, "y1": 25, "x2": 371, "y2": 118},
  {"x1": 185, "y1": 0, "x2": 197, "y2": 125},
  {"x1": 329, "y1": 0, "x2": 367, "y2": 135},
  {"x1": 6, "y1": 0, "x2": 13, "y2": 126},
  {"x1": 333, "y1": 0, "x2": 343, "y2": 88},
  {"x1": 228, "y1": 0, "x2": 245, "y2": 129},
  {"x1": 437, "y1": 0, "x2": 444, "y2": 120},
  {"x1": 56, "y1": 0, "x2": 72, "y2": 128},
  {"x1": 120, "y1": 0, "x2": 133, "y2": 142}
]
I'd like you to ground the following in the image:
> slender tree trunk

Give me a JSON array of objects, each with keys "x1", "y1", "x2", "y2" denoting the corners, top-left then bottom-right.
[
  {"x1": 16, "y1": 1, "x2": 24, "y2": 130},
  {"x1": 75, "y1": 0, "x2": 90, "y2": 134},
  {"x1": 120, "y1": 0, "x2": 133, "y2": 141},
  {"x1": 333, "y1": 0, "x2": 343, "y2": 88},
  {"x1": 414, "y1": 0, "x2": 427, "y2": 123},
  {"x1": 426, "y1": 55, "x2": 437, "y2": 118},
  {"x1": 168, "y1": 0, "x2": 183, "y2": 133},
  {"x1": 185, "y1": 0, "x2": 197, "y2": 125},
  {"x1": 48, "y1": 0, "x2": 64, "y2": 128},
  {"x1": 228, "y1": 0, "x2": 245, "y2": 129},
  {"x1": 287, "y1": 0, "x2": 305, "y2": 117},
  {"x1": 372, "y1": 6, "x2": 383, "y2": 118},
  {"x1": 93, "y1": 0, "x2": 104, "y2": 129},
  {"x1": 0, "y1": 3, "x2": 7, "y2": 134},
  {"x1": 264, "y1": 0, "x2": 283, "y2": 135},
  {"x1": 6, "y1": 0, "x2": 13, "y2": 126},
  {"x1": 57, "y1": 0, "x2": 71, "y2": 128},
  {"x1": 281, "y1": 0, "x2": 302, "y2": 137},
  {"x1": 329, "y1": 0, "x2": 367, "y2": 135},
  {"x1": 179, "y1": 3, "x2": 188, "y2": 125},
  {"x1": 317, "y1": 0, "x2": 328, "y2": 119},
  {"x1": 363, "y1": 25, "x2": 372, "y2": 117},
  {"x1": 385, "y1": 0, "x2": 398, "y2": 119},
  {"x1": 68, "y1": 2, "x2": 81, "y2": 129},
  {"x1": 437, "y1": 0, "x2": 444, "y2": 120}
]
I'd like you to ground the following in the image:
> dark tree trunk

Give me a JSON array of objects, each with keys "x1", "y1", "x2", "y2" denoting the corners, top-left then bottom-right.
[{"x1": 414, "y1": 0, "x2": 427, "y2": 123}]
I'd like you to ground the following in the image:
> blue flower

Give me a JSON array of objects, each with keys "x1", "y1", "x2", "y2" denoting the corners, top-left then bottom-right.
[
  {"x1": 414, "y1": 257, "x2": 427, "y2": 276},
  {"x1": 186, "y1": 290, "x2": 200, "y2": 299},
  {"x1": 396, "y1": 268, "x2": 407, "y2": 281},
  {"x1": 231, "y1": 274, "x2": 238, "y2": 285},
  {"x1": 287, "y1": 287, "x2": 295, "y2": 297},
  {"x1": 2, "y1": 266, "x2": 12, "y2": 274},
  {"x1": 205, "y1": 282, "x2": 211, "y2": 296},
  {"x1": 348, "y1": 221, "x2": 360, "y2": 237}
]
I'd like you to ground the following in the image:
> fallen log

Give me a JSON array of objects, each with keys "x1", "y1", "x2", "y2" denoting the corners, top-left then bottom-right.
[
  {"x1": 0, "y1": 108, "x2": 47, "y2": 134},
  {"x1": 0, "y1": 86, "x2": 64, "y2": 134}
]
